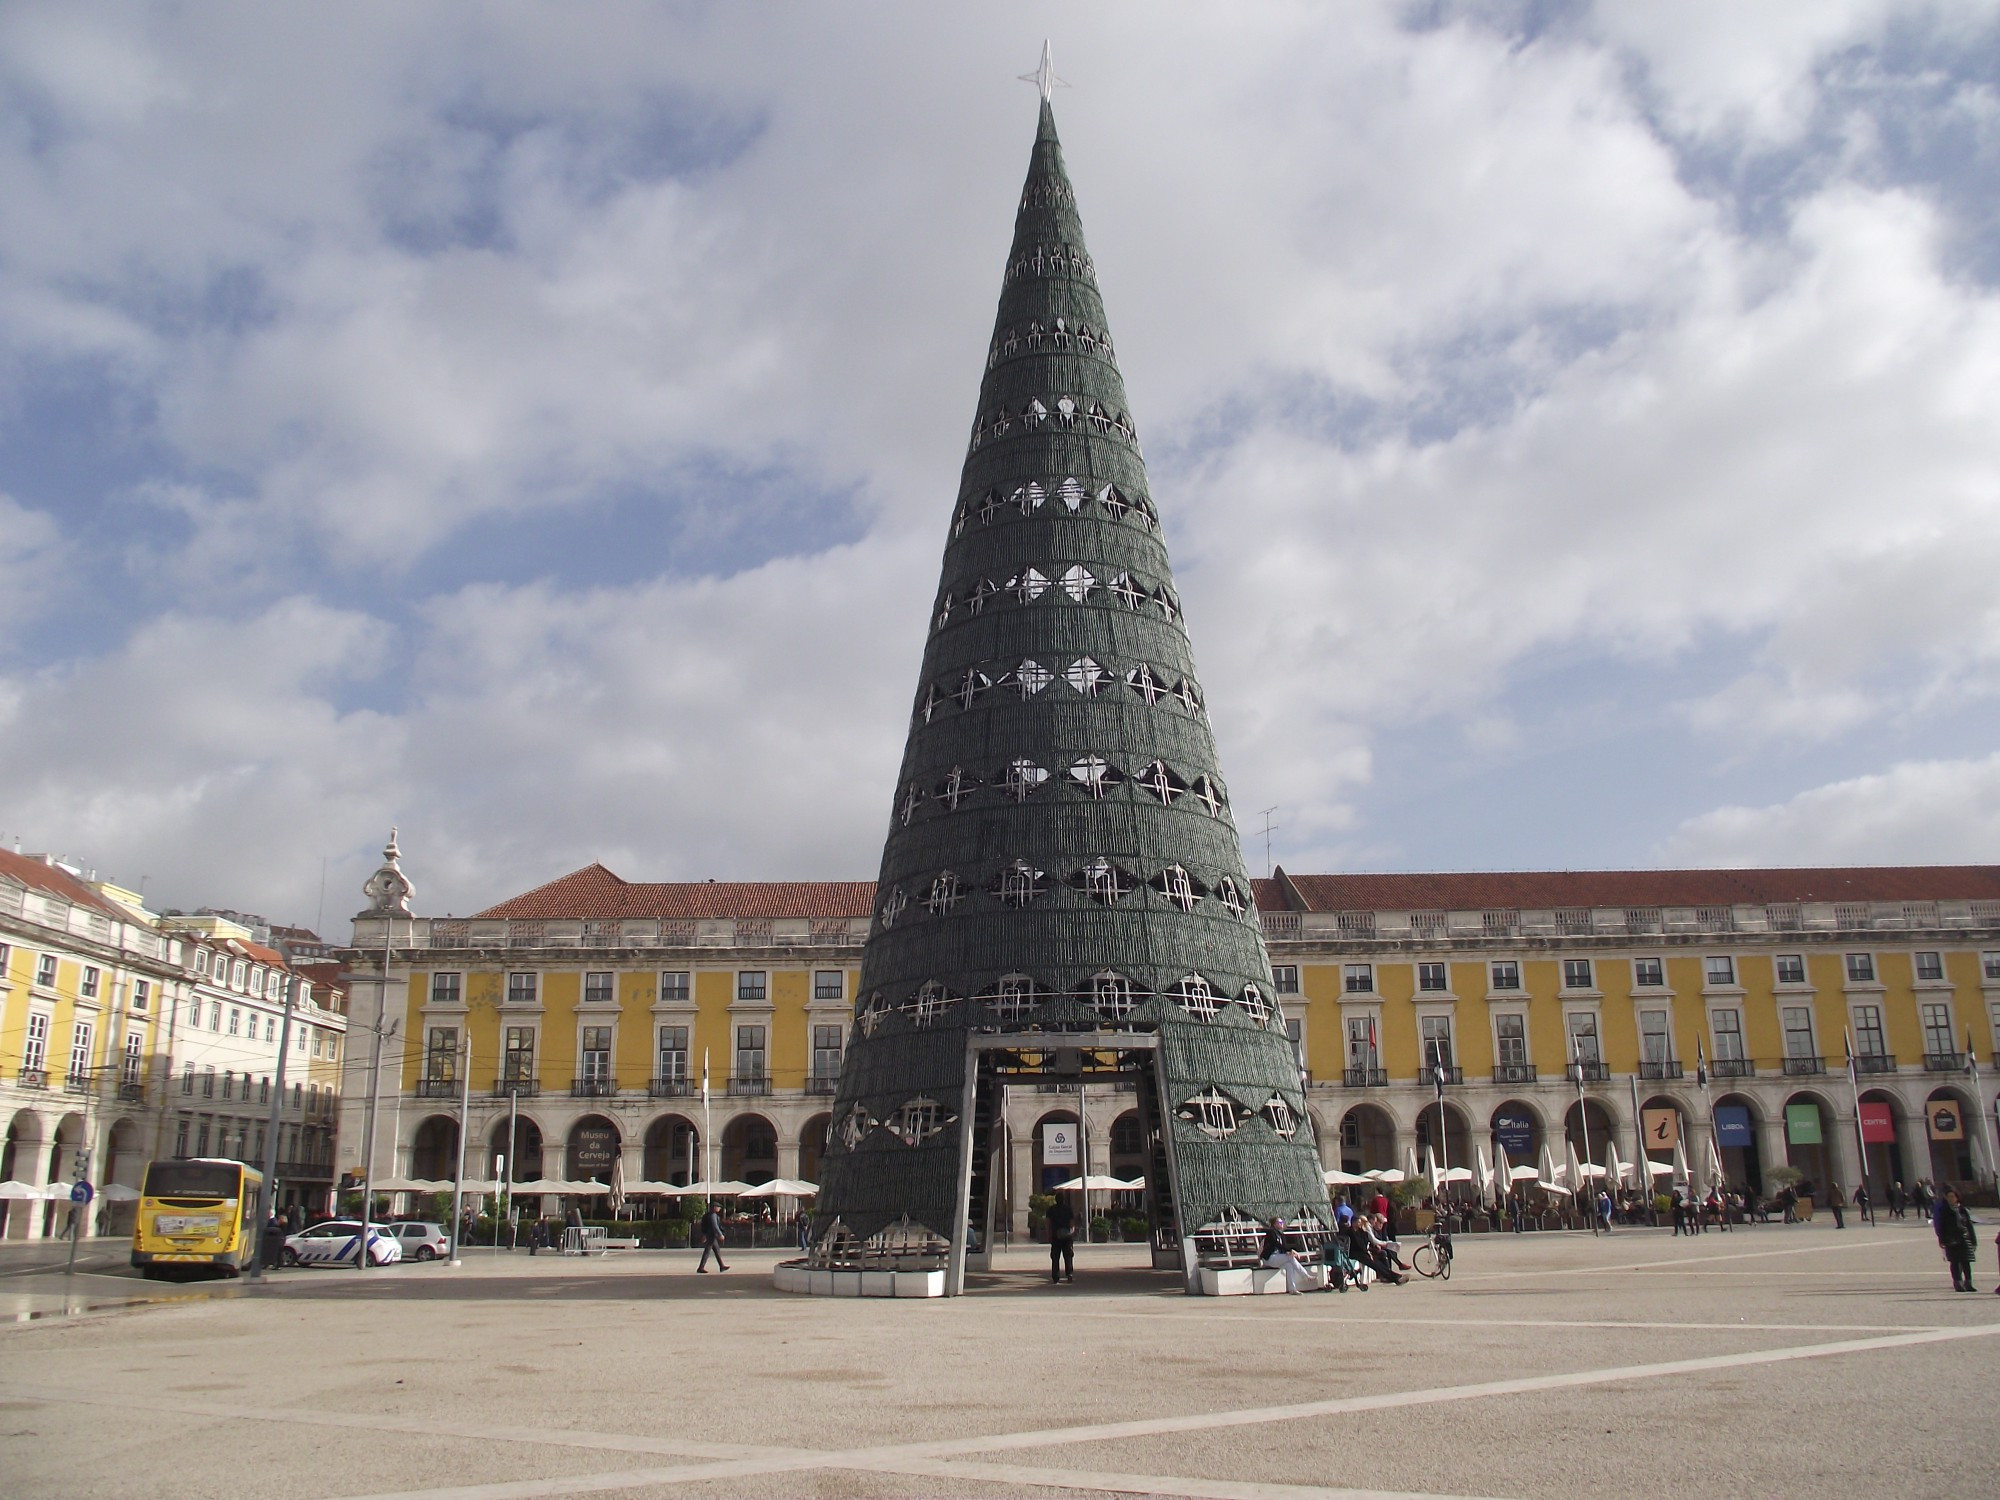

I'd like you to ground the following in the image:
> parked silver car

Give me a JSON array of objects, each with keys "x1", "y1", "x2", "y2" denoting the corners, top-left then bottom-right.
[{"x1": 384, "y1": 1220, "x2": 450, "y2": 1262}]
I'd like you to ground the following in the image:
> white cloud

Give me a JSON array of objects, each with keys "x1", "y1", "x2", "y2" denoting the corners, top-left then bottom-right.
[
  {"x1": 0, "y1": 494, "x2": 66, "y2": 634},
  {"x1": 1, "y1": 3, "x2": 1996, "y2": 917},
  {"x1": 1661, "y1": 753, "x2": 2000, "y2": 866}
]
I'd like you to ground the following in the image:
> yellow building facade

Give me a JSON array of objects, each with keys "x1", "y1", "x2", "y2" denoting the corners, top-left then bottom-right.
[{"x1": 346, "y1": 861, "x2": 2000, "y2": 1229}]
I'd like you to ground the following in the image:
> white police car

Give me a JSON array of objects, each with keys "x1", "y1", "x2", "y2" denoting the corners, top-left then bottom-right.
[{"x1": 283, "y1": 1219, "x2": 403, "y2": 1267}]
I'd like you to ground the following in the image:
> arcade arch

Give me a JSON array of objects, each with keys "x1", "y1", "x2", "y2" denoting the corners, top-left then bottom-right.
[
  {"x1": 1336, "y1": 1104, "x2": 1395, "y2": 1174},
  {"x1": 411, "y1": 1115, "x2": 459, "y2": 1181},
  {"x1": 487, "y1": 1116, "x2": 544, "y2": 1182},
  {"x1": 722, "y1": 1114, "x2": 778, "y2": 1185},
  {"x1": 645, "y1": 1115, "x2": 700, "y2": 1185}
]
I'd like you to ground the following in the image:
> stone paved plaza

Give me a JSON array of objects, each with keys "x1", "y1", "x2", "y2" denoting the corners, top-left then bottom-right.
[{"x1": 3, "y1": 1221, "x2": 1997, "y2": 1499}]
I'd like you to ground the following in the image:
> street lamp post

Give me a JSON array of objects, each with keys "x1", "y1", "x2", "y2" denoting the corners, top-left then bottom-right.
[
  {"x1": 356, "y1": 919, "x2": 397, "y2": 1271},
  {"x1": 248, "y1": 952, "x2": 301, "y2": 1279}
]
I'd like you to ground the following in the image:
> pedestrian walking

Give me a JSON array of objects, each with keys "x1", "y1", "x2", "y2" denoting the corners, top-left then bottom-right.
[
  {"x1": 696, "y1": 1200, "x2": 729, "y2": 1272},
  {"x1": 1854, "y1": 1182, "x2": 1874, "y2": 1225},
  {"x1": 1047, "y1": 1195, "x2": 1076, "y2": 1283},
  {"x1": 794, "y1": 1208, "x2": 811, "y2": 1254},
  {"x1": 1826, "y1": 1182, "x2": 1846, "y2": 1230},
  {"x1": 1890, "y1": 1181, "x2": 1907, "y2": 1219},
  {"x1": 1932, "y1": 1187, "x2": 1978, "y2": 1292},
  {"x1": 1597, "y1": 1189, "x2": 1614, "y2": 1233}
]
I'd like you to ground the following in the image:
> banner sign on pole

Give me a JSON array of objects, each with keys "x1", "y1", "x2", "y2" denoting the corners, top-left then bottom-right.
[
  {"x1": 1859, "y1": 1101, "x2": 1896, "y2": 1144},
  {"x1": 1641, "y1": 1107, "x2": 1678, "y2": 1153},
  {"x1": 1713, "y1": 1105, "x2": 1753, "y2": 1148},
  {"x1": 1785, "y1": 1102, "x2": 1822, "y2": 1145},
  {"x1": 1043, "y1": 1122, "x2": 1078, "y2": 1167},
  {"x1": 1492, "y1": 1110, "x2": 1534, "y2": 1155},
  {"x1": 1927, "y1": 1101, "x2": 1964, "y2": 1141}
]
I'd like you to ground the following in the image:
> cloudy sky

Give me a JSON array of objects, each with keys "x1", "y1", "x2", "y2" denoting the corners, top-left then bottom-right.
[{"x1": 3, "y1": 1, "x2": 1998, "y2": 928}]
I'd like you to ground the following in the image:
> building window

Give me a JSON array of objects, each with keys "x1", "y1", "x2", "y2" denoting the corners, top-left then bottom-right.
[
  {"x1": 1271, "y1": 965, "x2": 1299, "y2": 994},
  {"x1": 1711, "y1": 1009, "x2": 1744, "y2": 1062},
  {"x1": 1343, "y1": 963, "x2": 1373, "y2": 995},
  {"x1": 233, "y1": 960, "x2": 248, "y2": 988},
  {"x1": 249, "y1": 968, "x2": 264, "y2": 997},
  {"x1": 265, "y1": 1017, "x2": 276, "y2": 1043},
  {"x1": 174, "y1": 1117, "x2": 190, "y2": 1156},
  {"x1": 292, "y1": 1081, "x2": 302, "y2": 1108},
  {"x1": 431, "y1": 972, "x2": 462, "y2": 1006},
  {"x1": 259, "y1": 1077, "x2": 269, "y2": 1104},
  {"x1": 221, "y1": 1070, "x2": 234, "y2": 1101},
  {"x1": 813, "y1": 1024, "x2": 843, "y2": 1080},
  {"x1": 1495, "y1": 1014, "x2": 1527, "y2": 1065},
  {"x1": 1346, "y1": 1016, "x2": 1378, "y2": 1070},
  {"x1": 133, "y1": 979, "x2": 150, "y2": 1011},
  {"x1": 1490, "y1": 961, "x2": 1521, "y2": 991},
  {"x1": 1634, "y1": 957, "x2": 1665, "y2": 987},
  {"x1": 660, "y1": 971, "x2": 690, "y2": 1003},
  {"x1": 1420, "y1": 1015, "x2": 1454, "y2": 1072},
  {"x1": 1985, "y1": 953, "x2": 2000, "y2": 983},
  {"x1": 194, "y1": 1119, "x2": 209, "y2": 1155},
  {"x1": 1704, "y1": 956, "x2": 1734, "y2": 987},
  {"x1": 507, "y1": 972, "x2": 538, "y2": 1006},
  {"x1": 181, "y1": 1063, "x2": 194, "y2": 1095},
  {"x1": 1922, "y1": 1003, "x2": 1954, "y2": 1057},
  {"x1": 502, "y1": 1027, "x2": 535, "y2": 1084},
  {"x1": 1640, "y1": 1009, "x2": 1672, "y2": 1066},
  {"x1": 656, "y1": 1026, "x2": 689, "y2": 1085},
  {"x1": 1566, "y1": 1011, "x2": 1601, "y2": 1064},
  {"x1": 228, "y1": 1008, "x2": 241, "y2": 1036},
  {"x1": 1854, "y1": 1004, "x2": 1887, "y2": 1058},
  {"x1": 814, "y1": 971, "x2": 845, "y2": 1001},
  {"x1": 580, "y1": 1026, "x2": 612, "y2": 1084},
  {"x1": 202, "y1": 1065, "x2": 216, "y2": 1098},
  {"x1": 1416, "y1": 962, "x2": 1448, "y2": 993},
  {"x1": 23, "y1": 1013, "x2": 50, "y2": 1074},
  {"x1": 1915, "y1": 951, "x2": 1945, "y2": 982},
  {"x1": 122, "y1": 1032, "x2": 143, "y2": 1084},
  {"x1": 1562, "y1": 958, "x2": 1593, "y2": 990},
  {"x1": 426, "y1": 1027, "x2": 458, "y2": 1083},
  {"x1": 1782, "y1": 1006, "x2": 1816, "y2": 1060},
  {"x1": 583, "y1": 972, "x2": 615, "y2": 1005},
  {"x1": 735, "y1": 1025, "x2": 766, "y2": 1081},
  {"x1": 1775, "y1": 954, "x2": 1806, "y2": 985},
  {"x1": 209, "y1": 1002, "x2": 222, "y2": 1031},
  {"x1": 1845, "y1": 953, "x2": 1876, "y2": 984},
  {"x1": 81, "y1": 966, "x2": 101, "y2": 999},
  {"x1": 36, "y1": 953, "x2": 57, "y2": 988},
  {"x1": 737, "y1": 972, "x2": 767, "y2": 1003}
]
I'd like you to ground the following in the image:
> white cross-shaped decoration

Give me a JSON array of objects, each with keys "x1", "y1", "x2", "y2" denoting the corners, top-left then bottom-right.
[{"x1": 1018, "y1": 40, "x2": 1068, "y2": 102}]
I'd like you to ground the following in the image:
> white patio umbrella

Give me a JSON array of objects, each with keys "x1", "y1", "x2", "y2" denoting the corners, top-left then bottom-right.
[
  {"x1": 1671, "y1": 1140, "x2": 1691, "y2": 1189},
  {"x1": 681, "y1": 1180, "x2": 754, "y2": 1197},
  {"x1": 1324, "y1": 1168, "x2": 1372, "y2": 1187},
  {"x1": 1439, "y1": 1166, "x2": 1474, "y2": 1183},
  {"x1": 458, "y1": 1179, "x2": 501, "y2": 1195},
  {"x1": 100, "y1": 1183, "x2": 142, "y2": 1202},
  {"x1": 1538, "y1": 1142, "x2": 1560, "y2": 1184},
  {"x1": 1646, "y1": 1158, "x2": 1674, "y2": 1178},
  {"x1": 1050, "y1": 1174, "x2": 1140, "y2": 1192},
  {"x1": 622, "y1": 1180, "x2": 683, "y2": 1196},
  {"x1": 1508, "y1": 1164, "x2": 1541, "y2": 1181},
  {"x1": 1539, "y1": 1179, "x2": 1574, "y2": 1197},
  {"x1": 1403, "y1": 1145, "x2": 1422, "y2": 1181},
  {"x1": 368, "y1": 1175, "x2": 448, "y2": 1194},
  {"x1": 1422, "y1": 1144, "x2": 1440, "y2": 1193},
  {"x1": 1364, "y1": 1168, "x2": 1406, "y2": 1184},
  {"x1": 1565, "y1": 1141, "x2": 1584, "y2": 1190},
  {"x1": 1605, "y1": 1138, "x2": 1627, "y2": 1187},
  {"x1": 0, "y1": 1180, "x2": 41, "y2": 1199},
  {"x1": 1705, "y1": 1134, "x2": 1727, "y2": 1188},
  {"x1": 510, "y1": 1178, "x2": 574, "y2": 1195},
  {"x1": 739, "y1": 1178, "x2": 820, "y2": 1197},
  {"x1": 1475, "y1": 1145, "x2": 1494, "y2": 1198},
  {"x1": 1493, "y1": 1139, "x2": 1514, "y2": 1197}
]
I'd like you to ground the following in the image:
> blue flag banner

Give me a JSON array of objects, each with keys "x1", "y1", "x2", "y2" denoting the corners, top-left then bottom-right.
[{"x1": 1713, "y1": 1105, "x2": 1753, "y2": 1148}]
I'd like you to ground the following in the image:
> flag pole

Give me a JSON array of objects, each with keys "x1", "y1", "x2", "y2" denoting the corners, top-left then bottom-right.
[
  {"x1": 1695, "y1": 1039, "x2": 1711, "y2": 1194},
  {"x1": 701, "y1": 1047, "x2": 714, "y2": 1190},
  {"x1": 1971, "y1": 1025, "x2": 1996, "y2": 1190},
  {"x1": 1571, "y1": 1033, "x2": 1597, "y2": 1231},
  {"x1": 1844, "y1": 1029, "x2": 1869, "y2": 1209},
  {"x1": 1433, "y1": 1064, "x2": 1450, "y2": 1211}
]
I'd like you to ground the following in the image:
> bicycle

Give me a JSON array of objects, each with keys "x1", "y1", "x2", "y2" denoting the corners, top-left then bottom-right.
[{"x1": 1411, "y1": 1224, "x2": 1453, "y2": 1280}]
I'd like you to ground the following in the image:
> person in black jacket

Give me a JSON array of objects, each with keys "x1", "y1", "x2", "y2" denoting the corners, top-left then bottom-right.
[
  {"x1": 1046, "y1": 1196, "x2": 1076, "y2": 1283},
  {"x1": 696, "y1": 1201, "x2": 729, "y2": 1272},
  {"x1": 1932, "y1": 1187, "x2": 1978, "y2": 1292}
]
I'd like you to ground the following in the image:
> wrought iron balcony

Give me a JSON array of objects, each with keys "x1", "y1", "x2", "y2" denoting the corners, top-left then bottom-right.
[
  {"x1": 1428, "y1": 1065, "x2": 1464, "y2": 1085},
  {"x1": 1853, "y1": 1053, "x2": 1897, "y2": 1074},
  {"x1": 1710, "y1": 1058, "x2": 1754, "y2": 1079},
  {"x1": 1638, "y1": 1061, "x2": 1684, "y2": 1081},
  {"x1": 1782, "y1": 1056, "x2": 1824, "y2": 1076},
  {"x1": 805, "y1": 1076, "x2": 839, "y2": 1095},
  {"x1": 1570, "y1": 1061, "x2": 1611, "y2": 1083},
  {"x1": 1923, "y1": 1052, "x2": 1967, "y2": 1073},
  {"x1": 1492, "y1": 1062, "x2": 1539, "y2": 1085},
  {"x1": 1343, "y1": 1067, "x2": 1388, "y2": 1088},
  {"x1": 491, "y1": 1079, "x2": 540, "y2": 1097},
  {"x1": 117, "y1": 1081, "x2": 145, "y2": 1103},
  {"x1": 570, "y1": 1077, "x2": 617, "y2": 1098},
  {"x1": 728, "y1": 1077, "x2": 771, "y2": 1096},
  {"x1": 648, "y1": 1077, "x2": 693, "y2": 1097},
  {"x1": 415, "y1": 1078, "x2": 459, "y2": 1098}
]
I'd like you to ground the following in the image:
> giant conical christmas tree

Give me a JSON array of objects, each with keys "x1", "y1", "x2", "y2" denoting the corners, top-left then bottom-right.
[{"x1": 813, "y1": 93, "x2": 1329, "y2": 1265}]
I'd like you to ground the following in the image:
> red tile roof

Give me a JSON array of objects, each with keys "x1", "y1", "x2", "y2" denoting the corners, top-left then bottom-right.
[
  {"x1": 474, "y1": 864, "x2": 877, "y2": 921},
  {"x1": 1263, "y1": 866, "x2": 2000, "y2": 912},
  {"x1": 0, "y1": 848, "x2": 135, "y2": 924},
  {"x1": 473, "y1": 862, "x2": 2000, "y2": 921}
]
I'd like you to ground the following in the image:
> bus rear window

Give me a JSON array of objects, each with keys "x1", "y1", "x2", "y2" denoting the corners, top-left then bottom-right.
[{"x1": 143, "y1": 1162, "x2": 242, "y2": 1198}]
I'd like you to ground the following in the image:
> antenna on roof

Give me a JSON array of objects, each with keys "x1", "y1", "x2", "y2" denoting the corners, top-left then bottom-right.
[{"x1": 1258, "y1": 807, "x2": 1280, "y2": 880}]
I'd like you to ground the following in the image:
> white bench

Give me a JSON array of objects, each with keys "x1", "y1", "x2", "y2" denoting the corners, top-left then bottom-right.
[
  {"x1": 597, "y1": 1236, "x2": 641, "y2": 1251},
  {"x1": 1196, "y1": 1263, "x2": 1331, "y2": 1296}
]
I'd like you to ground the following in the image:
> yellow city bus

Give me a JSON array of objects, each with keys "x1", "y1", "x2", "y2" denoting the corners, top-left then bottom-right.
[{"x1": 131, "y1": 1158, "x2": 264, "y2": 1279}]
